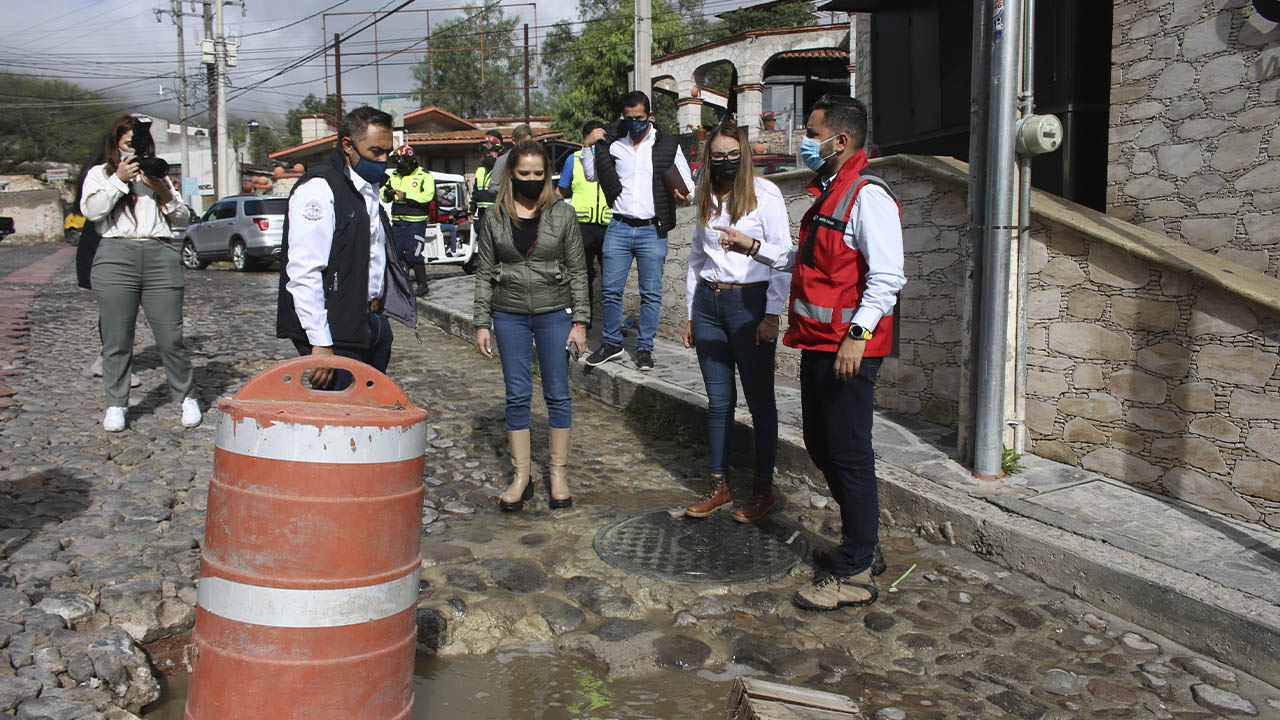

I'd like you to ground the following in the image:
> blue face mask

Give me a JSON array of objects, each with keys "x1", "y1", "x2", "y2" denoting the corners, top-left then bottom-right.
[
  {"x1": 626, "y1": 118, "x2": 649, "y2": 140},
  {"x1": 348, "y1": 142, "x2": 388, "y2": 185},
  {"x1": 799, "y1": 135, "x2": 837, "y2": 172}
]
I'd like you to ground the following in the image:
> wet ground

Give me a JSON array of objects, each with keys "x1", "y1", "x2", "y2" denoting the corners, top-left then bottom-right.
[{"x1": 0, "y1": 246, "x2": 1276, "y2": 719}]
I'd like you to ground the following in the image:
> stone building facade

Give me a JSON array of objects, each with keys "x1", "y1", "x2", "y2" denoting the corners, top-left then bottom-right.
[
  {"x1": 639, "y1": 153, "x2": 1280, "y2": 529},
  {"x1": 1107, "y1": 0, "x2": 1280, "y2": 276}
]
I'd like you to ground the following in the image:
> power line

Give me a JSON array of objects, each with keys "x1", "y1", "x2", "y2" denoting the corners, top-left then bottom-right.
[{"x1": 241, "y1": 0, "x2": 355, "y2": 37}]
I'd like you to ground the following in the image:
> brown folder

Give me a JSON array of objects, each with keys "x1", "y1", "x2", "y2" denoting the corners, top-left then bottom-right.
[{"x1": 662, "y1": 164, "x2": 690, "y2": 198}]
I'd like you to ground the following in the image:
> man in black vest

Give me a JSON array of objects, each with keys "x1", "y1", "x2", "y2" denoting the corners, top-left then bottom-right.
[
  {"x1": 581, "y1": 91, "x2": 694, "y2": 371},
  {"x1": 277, "y1": 106, "x2": 418, "y2": 389}
]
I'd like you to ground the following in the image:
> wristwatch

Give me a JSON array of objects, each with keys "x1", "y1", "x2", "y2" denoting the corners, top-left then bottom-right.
[{"x1": 847, "y1": 323, "x2": 873, "y2": 341}]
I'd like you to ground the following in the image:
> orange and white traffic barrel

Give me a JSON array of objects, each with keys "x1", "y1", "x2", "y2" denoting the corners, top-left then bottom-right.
[{"x1": 186, "y1": 356, "x2": 427, "y2": 720}]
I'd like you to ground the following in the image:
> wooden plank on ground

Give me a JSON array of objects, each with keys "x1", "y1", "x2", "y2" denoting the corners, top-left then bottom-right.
[{"x1": 724, "y1": 677, "x2": 862, "y2": 720}]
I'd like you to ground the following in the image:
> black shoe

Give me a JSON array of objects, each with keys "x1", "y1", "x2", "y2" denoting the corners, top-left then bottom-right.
[
  {"x1": 812, "y1": 545, "x2": 886, "y2": 577},
  {"x1": 498, "y1": 481, "x2": 535, "y2": 512},
  {"x1": 415, "y1": 284, "x2": 430, "y2": 297},
  {"x1": 585, "y1": 343, "x2": 624, "y2": 367},
  {"x1": 636, "y1": 350, "x2": 654, "y2": 371}
]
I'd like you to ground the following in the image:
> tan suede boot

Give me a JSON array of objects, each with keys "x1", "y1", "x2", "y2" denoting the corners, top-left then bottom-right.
[
  {"x1": 500, "y1": 429, "x2": 533, "y2": 512},
  {"x1": 548, "y1": 426, "x2": 573, "y2": 509}
]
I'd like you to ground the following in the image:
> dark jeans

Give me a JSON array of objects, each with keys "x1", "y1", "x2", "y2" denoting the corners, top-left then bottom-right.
[
  {"x1": 690, "y1": 283, "x2": 777, "y2": 479},
  {"x1": 392, "y1": 220, "x2": 426, "y2": 264},
  {"x1": 578, "y1": 222, "x2": 606, "y2": 299},
  {"x1": 291, "y1": 311, "x2": 393, "y2": 391},
  {"x1": 800, "y1": 350, "x2": 883, "y2": 577},
  {"x1": 491, "y1": 309, "x2": 573, "y2": 430}
]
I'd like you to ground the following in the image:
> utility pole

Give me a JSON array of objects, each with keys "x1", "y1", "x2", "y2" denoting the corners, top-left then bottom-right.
[
  {"x1": 334, "y1": 33, "x2": 343, "y2": 121},
  {"x1": 156, "y1": 1, "x2": 192, "y2": 206},
  {"x1": 522, "y1": 24, "x2": 530, "y2": 123},
  {"x1": 634, "y1": 0, "x2": 652, "y2": 94},
  {"x1": 216, "y1": 0, "x2": 229, "y2": 199},
  {"x1": 204, "y1": 0, "x2": 217, "y2": 198}
]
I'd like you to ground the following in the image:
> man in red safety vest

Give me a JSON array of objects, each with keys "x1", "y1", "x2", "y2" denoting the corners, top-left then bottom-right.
[{"x1": 719, "y1": 94, "x2": 906, "y2": 612}]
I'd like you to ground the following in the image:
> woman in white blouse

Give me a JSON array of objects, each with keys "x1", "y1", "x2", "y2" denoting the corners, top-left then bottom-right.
[
  {"x1": 682, "y1": 118, "x2": 792, "y2": 523},
  {"x1": 80, "y1": 115, "x2": 199, "y2": 432}
]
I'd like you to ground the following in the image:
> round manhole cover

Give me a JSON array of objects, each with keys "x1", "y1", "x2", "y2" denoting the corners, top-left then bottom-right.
[{"x1": 593, "y1": 510, "x2": 807, "y2": 584}]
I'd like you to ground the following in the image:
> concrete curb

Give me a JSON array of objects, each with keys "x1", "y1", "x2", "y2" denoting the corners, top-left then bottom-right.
[{"x1": 416, "y1": 291, "x2": 1280, "y2": 684}]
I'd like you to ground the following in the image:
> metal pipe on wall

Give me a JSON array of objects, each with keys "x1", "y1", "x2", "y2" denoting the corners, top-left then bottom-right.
[
  {"x1": 972, "y1": 0, "x2": 1024, "y2": 479},
  {"x1": 1013, "y1": 0, "x2": 1036, "y2": 455}
]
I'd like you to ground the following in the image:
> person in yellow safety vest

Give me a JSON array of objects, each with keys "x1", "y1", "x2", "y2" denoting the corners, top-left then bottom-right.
[
  {"x1": 381, "y1": 144, "x2": 434, "y2": 297},
  {"x1": 470, "y1": 129, "x2": 504, "y2": 220},
  {"x1": 556, "y1": 119, "x2": 612, "y2": 299}
]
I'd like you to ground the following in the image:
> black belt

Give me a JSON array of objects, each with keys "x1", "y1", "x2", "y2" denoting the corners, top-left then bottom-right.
[
  {"x1": 702, "y1": 279, "x2": 768, "y2": 291},
  {"x1": 613, "y1": 215, "x2": 658, "y2": 227}
]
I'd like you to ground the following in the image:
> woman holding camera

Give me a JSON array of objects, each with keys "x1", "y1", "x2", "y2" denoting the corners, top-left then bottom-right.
[
  {"x1": 80, "y1": 114, "x2": 198, "y2": 432},
  {"x1": 683, "y1": 118, "x2": 792, "y2": 522},
  {"x1": 473, "y1": 140, "x2": 589, "y2": 512}
]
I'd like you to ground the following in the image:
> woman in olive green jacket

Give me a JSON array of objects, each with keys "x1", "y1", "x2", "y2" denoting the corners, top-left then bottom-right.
[{"x1": 474, "y1": 140, "x2": 590, "y2": 512}]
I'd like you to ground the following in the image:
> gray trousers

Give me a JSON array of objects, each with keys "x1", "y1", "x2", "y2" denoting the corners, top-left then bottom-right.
[{"x1": 90, "y1": 238, "x2": 194, "y2": 407}]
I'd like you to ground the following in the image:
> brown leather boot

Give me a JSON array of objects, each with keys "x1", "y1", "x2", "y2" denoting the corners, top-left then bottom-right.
[
  {"x1": 547, "y1": 426, "x2": 572, "y2": 509},
  {"x1": 686, "y1": 474, "x2": 732, "y2": 517},
  {"x1": 733, "y1": 480, "x2": 776, "y2": 523},
  {"x1": 499, "y1": 429, "x2": 532, "y2": 512}
]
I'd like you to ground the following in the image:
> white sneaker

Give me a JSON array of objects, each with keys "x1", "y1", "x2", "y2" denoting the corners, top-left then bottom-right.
[
  {"x1": 103, "y1": 406, "x2": 126, "y2": 432},
  {"x1": 181, "y1": 397, "x2": 202, "y2": 428},
  {"x1": 129, "y1": 374, "x2": 142, "y2": 388}
]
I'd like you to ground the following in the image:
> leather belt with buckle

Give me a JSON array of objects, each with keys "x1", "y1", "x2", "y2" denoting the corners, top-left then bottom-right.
[{"x1": 703, "y1": 280, "x2": 768, "y2": 291}]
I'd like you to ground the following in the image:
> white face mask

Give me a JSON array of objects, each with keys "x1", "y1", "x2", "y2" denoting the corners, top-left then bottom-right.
[{"x1": 120, "y1": 148, "x2": 135, "y2": 158}]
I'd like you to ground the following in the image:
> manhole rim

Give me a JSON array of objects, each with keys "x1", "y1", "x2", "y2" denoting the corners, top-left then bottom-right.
[{"x1": 592, "y1": 509, "x2": 808, "y2": 585}]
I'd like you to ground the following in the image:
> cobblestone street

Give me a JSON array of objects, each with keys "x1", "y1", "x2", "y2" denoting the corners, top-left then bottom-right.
[{"x1": 0, "y1": 245, "x2": 1277, "y2": 719}]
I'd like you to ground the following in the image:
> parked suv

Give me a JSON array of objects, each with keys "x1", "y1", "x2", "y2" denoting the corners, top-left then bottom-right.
[{"x1": 181, "y1": 194, "x2": 287, "y2": 271}]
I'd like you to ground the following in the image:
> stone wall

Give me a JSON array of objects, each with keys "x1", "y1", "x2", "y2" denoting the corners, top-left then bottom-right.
[
  {"x1": 0, "y1": 189, "x2": 64, "y2": 244},
  {"x1": 1108, "y1": 0, "x2": 1280, "y2": 276},
  {"x1": 650, "y1": 154, "x2": 1280, "y2": 528}
]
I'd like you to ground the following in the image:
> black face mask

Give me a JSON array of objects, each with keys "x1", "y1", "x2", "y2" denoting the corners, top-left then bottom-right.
[
  {"x1": 710, "y1": 157, "x2": 741, "y2": 182},
  {"x1": 513, "y1": 178, "x2": 543, "y2": 200}
]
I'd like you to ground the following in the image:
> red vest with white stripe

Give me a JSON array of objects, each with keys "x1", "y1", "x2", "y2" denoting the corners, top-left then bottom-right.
[{"x1": 784, "y1": 149, "x2": 899, "y2": 354}]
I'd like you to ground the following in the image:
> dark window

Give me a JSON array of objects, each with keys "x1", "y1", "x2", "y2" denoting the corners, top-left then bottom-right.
[
  {"x1": 262, "y1": 199, "x2": 288, "y2": 215},
  {"x1": 213, "y1": 203, "x2": 236, "y2": 220},
  {"x1": 242, "y1": 199, "x2": 264, "y2": 215},
  {"x1": 869, "y1": 0, "x2": 1111, "y2": 210}
]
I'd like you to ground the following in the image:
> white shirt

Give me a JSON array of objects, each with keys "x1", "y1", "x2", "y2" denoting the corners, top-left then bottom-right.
[
  {"x1": 687, "y1": 177, "x2": 792, "y2": 320},
  {"x1": 284, "y1": 166, "x2": 389, "y2": 347},
  {"x1": 752, "y1": 182, "x2": 906, "y2": 330},
  {"x1": 80, "y1": 164, "x2": 188, "y2": 239},
  {"x1": 581, "y1": 127, "x2": 695, "y2": 220}
]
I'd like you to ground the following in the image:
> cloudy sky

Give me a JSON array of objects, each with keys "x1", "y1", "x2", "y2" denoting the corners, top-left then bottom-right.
[{"x1": 2, "y1": 0, "x2": 586, "y2": 129}]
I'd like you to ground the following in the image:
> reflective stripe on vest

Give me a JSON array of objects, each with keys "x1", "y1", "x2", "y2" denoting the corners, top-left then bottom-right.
[
  {"x1": 569, "y1": 151, "x2": 612, "y2": 226},
  {"x1": 791, "y1": 299, "x2": 864, "y2": 325},
  {"x1": 474, "y1": 165, "x2": 493, "y2": 209}
]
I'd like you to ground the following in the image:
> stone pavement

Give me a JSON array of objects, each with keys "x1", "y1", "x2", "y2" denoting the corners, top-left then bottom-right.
[
  {"x1": 0, "y1": 244, "x2": 1276, "y2": 719},
  {"x1": 420, "y1": 271, "x2": 1280, "y2": 687}
]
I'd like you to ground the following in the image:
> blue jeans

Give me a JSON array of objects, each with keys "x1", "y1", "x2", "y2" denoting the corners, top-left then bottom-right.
[
  {"x1": 690, "y1": 283, "x2": 778, "y2": 479},
  {"x1": 392, "y1": 220, "x2": 426, "y2": 263},
  {"x1": 439, "y1": 223, "x2": 457, "y2": 254},
  {"x1": 601, "y1": 220, "x2": 666, "y2": 351},
  {"x1": 492, "y1": 309, "x2": 573, "y2": 430}
]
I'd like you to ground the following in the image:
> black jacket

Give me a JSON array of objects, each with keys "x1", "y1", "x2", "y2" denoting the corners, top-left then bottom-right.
[
  {"x1": 593, "y1": 124, "x2": 681, "y2": 234},
  {"x1": 276, "y1": 148, "x2": 417, "y2": 350}
]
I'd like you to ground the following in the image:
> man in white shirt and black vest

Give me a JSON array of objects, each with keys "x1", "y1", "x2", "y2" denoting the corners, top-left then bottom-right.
[
  {"x1": 580, "y1": 91, "x2": 694, "y2": 371},
  {"x1": 276, "y1": 106, "x2": 418, "y2": 390}
]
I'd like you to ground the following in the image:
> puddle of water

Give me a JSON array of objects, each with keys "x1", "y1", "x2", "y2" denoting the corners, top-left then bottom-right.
[{"x1": 143, "y1": 646, "x2": 731, "y2": 720}]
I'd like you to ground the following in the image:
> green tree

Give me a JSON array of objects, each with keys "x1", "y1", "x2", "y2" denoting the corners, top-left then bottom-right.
[
  {"x1": 711, "y1": 0, "x2": 817, "y2": 39},
  {"x1": 412, "y1": 4, "x2": 527, "y2": 118},
  {"x1": 543, "y1": 0, "x2": 701, "y2": 138},
  {"x1": 283, "y1": 93, "x2": 338, "y2": 147},
  {"x1": 0, "y1": 74, "x2": 115, "y2": 172}
]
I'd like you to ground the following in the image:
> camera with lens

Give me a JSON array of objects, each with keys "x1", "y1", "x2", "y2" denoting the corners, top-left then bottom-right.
[{"x1": 130, "y1": 116, "x2": 170, "y2": 179}]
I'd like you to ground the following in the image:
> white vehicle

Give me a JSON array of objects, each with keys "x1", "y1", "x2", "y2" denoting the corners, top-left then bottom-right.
[{"x1": 413, "y1": 172, "x2": 476, "y2": 274}]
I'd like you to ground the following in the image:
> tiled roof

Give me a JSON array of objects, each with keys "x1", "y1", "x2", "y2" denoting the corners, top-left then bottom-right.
[
  {"x1": 773, "y1": 48, "x2": 848, "y2": 60},
  {"x1": 405, "y1": 127, "x2": 563, "y2": 145}
]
